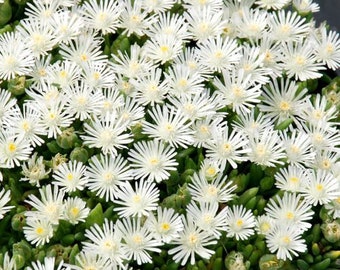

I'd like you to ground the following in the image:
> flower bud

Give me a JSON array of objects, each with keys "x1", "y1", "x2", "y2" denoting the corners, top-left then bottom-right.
[
  {"x1": 259, "y1": 254, "x2": 284, "y2": 270},
  {"x1": 225, "y1": 251, "x2": 247, "y2": 270},
  {"x1": 321, "y1": 220, "x2": 340, "y2": 243},
  {"x1": 56, "y1": 127, "x2": 79, "y2": 149},
  {"x1": 8, "y1": 76, "x2": 26, "y2": 96},
  {"x1": 70, "y1": 147, "x2": 89, "y2": 164},
  {"x1": 11, "y1": 212, "x2": 26, "y2": 231}
]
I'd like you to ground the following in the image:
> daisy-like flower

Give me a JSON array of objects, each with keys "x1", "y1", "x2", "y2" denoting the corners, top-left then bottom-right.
[
  {"x1": 64, "y1": 81, "x2": 104, "y2": 121},
  {"x1": 4, "y1": 103, "x2": 46, "y2": 147},
  {"x1": 46, "y1": 60, "x2": 81, "y2": 89},
  {"x1": 0, "y1": 252, "x2": 16, "y2": 270},
  {"x1": 234, "y1": 7, "x2": 268, "y2": 40},
  {"x1": 265, "y1": 192, "x2": 314, "y2": 232},
  {"x1": 142, "y1": 34, "x2": 184, "y2": 64},
  {"x1": 21, "y1": 152, "x2": 51, "y2": 187},
  {"x1": 36, "y1": 98, "x2": 75, "y2": 139},
  {"x1": 111, "y1": 43, "x2": 155, "y2": 79},
  {"x1": 81, "y1": 0, "x2": 122, "y2": 34},
  {"x1": 300, "y1": 94, "x2": 338, "y2": 129},
  {"x1": 62, "y1": 197, "x2": 89, "y2": 225},
  {"x1": 293, "y1": 0, "x2": 320, "y2": 14},
  {"x1": 188, "y1": 172, "x2": 236, "y2": 204},
  {"x1": 59, "y1": 31, "x2": 107, "y2": 67},
  {"x1": 300, "y1": 169, "x2": 340, "y2": 206},
  {"x1": 205, "y1": 125, "x2": 250, "y2": 169},
  {"x1": 232, "y1": 110, "x2": 274, "y2": 138},
  {"x1": 274, "y1": 165, "x2": 308, "y2": 193},
  {"x1": 280, "y1": 128, "x2": 315, "y2": 168},
  {"x1": 146, "y1": 12, "x2": 190, "y2": 41},
  {"x1": 17, "y1": 18, "x2": 57, "y2": 56},
  {"x1": 266, "y1": 223, "x2": 307, "y2": 261},
  {"x1": 247, "y1": 127, "x2": 286, "y2": 167},
  {"x1": 312, "y1": 150, "x2": 339, "y2": 172},
  {"x1": 115, "y1": 217, "x2": 162, "y2": 265},
  {"x1": 99, "y1": 87, "x2": 124, "y2": 117},
  {"x1": 142, "y1": 104, "x2": 194, "y2": 148},
  {"x1": 83, "y1": 219, "x2": 127, "y2": 267},
  {"x1": 23, "y1": 215, "x2": 54, "y2": 246},
  {"x1": 28, "y1": 257, "x2": 65, "y2": 270},
  {"x1": 169, "y1": 90, "x2": 218, "y2": 121},
  {"x1": 81, "y1": 61, "x2": 115, "y2": 90},
  {"x1": 118, "y1": 0, "x2": 156, "y2": 37},
  {"x1": 325, "y1": 196, "x2": 340, "y2": 219},
  {"x1": 51, "y1": 9, "x2": 84, "y2": 45},
  {"x1": 197, "y1": 35, "x2": 241, "y2": 72},
  {"x1": 164, "y1": 64, "x2": 205, "y2": 97},
  {"x1": 24, "y1": 1, "x2": 60, "y2": 24},
  {"x1": 0, "y1": 89, "x2": 17, "y2": 126},
  {"x1": 268, "y1": 10, "x2": 310, "y2": 43},
  {"x1": 116, "y1": 97, "x2": 145, "y2": 128},
  {"x1": 0, "y1": 31, "x2": 35, "y2": 80},
  {"x1": 254, "y1": 0, "x2": 290, "y2": 10},
  {"x1": 85, "y1": 153, "x2": 133, "y2": 202},
  {"x1": 25, "y1": 184, "x2": 65, "y2": 225},
  {"x1": 142, "y1": 0, "x2": 177, "y2": 14},
  {"x1": 114, "y1": 180, "x2": 159, "y2": 218},
  {"x1": 131, "y1": 67, "x2": 168, "y2": 106},
  {"x1": 224, "y1": 205, "x2": 256, "y2": 241},
  {"x1": 0, "y1": 130, "x2": 32, "y2": 168},
  {"x1": 191, "y1": 116, "x2": 225, "y2": 148},
  {"x1": 81, "y1": 113, "x2": 132, "y2": 156},
  {"x1": 214, "y1": 68, "x2": 262, "y2": 114},
  {"x1": 255, "y1": 215, "x2": 275, "y2": 235},
  {"x1": 258, "y1": 78, "x2": 308, "y2": 124},
  {"x1": 280, "y1": 40, "x2": 325, "y2": 81},
  {"x1": 52, "y1": 160, "x2": 88, "y2": 193},
  {"x1": 168, "y1": 214, "x2": 217, "y2": 265},
  {"x1": 304, "y1": 124, "x2": 340, "y2": 153},
  {"x1": 311, "y1": 26, "x2": 340, "y2": 70},
  {"x1": 128, "y1": 140, "x2": 178, "y2": 183},
  {"x1": 186, "y1": 201, "x2": 227, "y2": 238},
  {"x1": 66, "y1": 252, "x2": 112, "y2": 270},
  {"x1": 0, "y1": 188, "x2": 14, "y2": 219},
  {"x1": 146, "y1": 206, "x2": 184, "y2": 243},
  {"x1": 199, "y1": 158, "x2": 221, "y2": 181},
  {"x1": 184, "y1": 6, "x2": 225, "y2": 42}
]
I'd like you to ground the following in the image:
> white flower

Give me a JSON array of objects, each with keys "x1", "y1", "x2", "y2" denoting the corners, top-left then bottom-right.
[
  {"x1": 266, "y1": 223, "x2": 307, "y2": 261},
  {"x1": 188, "y1": 172, "x2": 236, "y2": 204},
  {"x1": 21, "y1": 152, "x2": 51, "y2": 187},
  {"x1": 274, "y1": 165, "x2": 308, "y2": 193},
  {"x1": 28, "y1": 257, "x2": 66, "y2": 270},
  {"x1": 168, "y1": 214, "x2": 217, "y2": 265},
  {"x1": 66, "y1": 252, "x2": 112, "y2": 270},
  {"x1": 224, "y1": 205, "x2": 256, "y2": 241},
  {"x1": 62, "y1": 197, "x2": 89, "y2": 225},
  {"x1": 0, "y1": 188, "x2": 14, "y2": 219},
  {"x1": 114, "y1": 180, "x2": 159, "y2": 218},
  {"x1": 265, "y1": 192, "x2": 314, "y2": 232},
  {"x1": 52, "y1": 160, "x2": 88, "y2": 193},
  {"x1": 115, "y1": 217, "x2": 162, "y2": 265},
  {"x1": 128, "y1": 140, "x2": 178, "y2": 183},
  {"x1": 23, "y1": 216, "x2": 54, "y2": 247},
  {"x1": 85, "y1": 153, "x2": 133, "y2": 202},
  {"x1": 83, "y1": 219, "x2": 127, "y2": 267},
  {"x1": 146, "y1": 206, "x2": 184, "y2": 243}
]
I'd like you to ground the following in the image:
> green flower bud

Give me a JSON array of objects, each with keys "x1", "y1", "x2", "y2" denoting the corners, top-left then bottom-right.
[
  {"x1": 70, "y1": 147, "x2": 89, "y2": 164},
  {"x1": 8, "y1": 76, "x2": 26, "y2": 96},
  {"x1": 12, "y1": 240, "x2": 32, "y2": 268},
  {"x1": 259, "y1": 254, "x2": 285, "y2": 270},
  {"x1": 13, "y1": 254, "x2": 25, "y2": 269},
  {"x1": 47, "y1": 140, "x2": 63, "y2": 154},
  {"x1": 56, "y1": 127, "x2": 79, "y2": 149},
  {"x1": 11, "y1": 212, "x2": 26, "y2": 231},
  {"x1": 321, "y1": 220, "x2": 340, "y2": 243},
  {"x1": 225, "y1": 251, "x2": 247, "y2": 270},
  {"x1": 0, "y1": 0, "x2": 12, "y2": 27}
]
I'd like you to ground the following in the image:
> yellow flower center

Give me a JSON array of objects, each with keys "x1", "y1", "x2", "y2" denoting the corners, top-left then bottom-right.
[
  {"x1": 279, "y1": 101, "x2": 291, "y2": 111},
  {"x1": 160, "y1": 222, "x2": 170, "y2": 231},
  {"x1": 7, "y1": 142, "x2": 16, "y2": 153},
  {"x1": 36, "y1": 226, "x2": 45, "y2": 235}
]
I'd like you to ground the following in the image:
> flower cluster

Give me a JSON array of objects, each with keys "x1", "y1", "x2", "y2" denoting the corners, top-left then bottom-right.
[{"x1": 0, "y1": 0, "x2": 340, "y2": 269}]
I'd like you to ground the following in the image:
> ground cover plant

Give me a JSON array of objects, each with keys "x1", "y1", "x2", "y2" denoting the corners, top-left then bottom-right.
[{"x1": 0, "y1": 0, "x2": 340, "y2": 269}]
